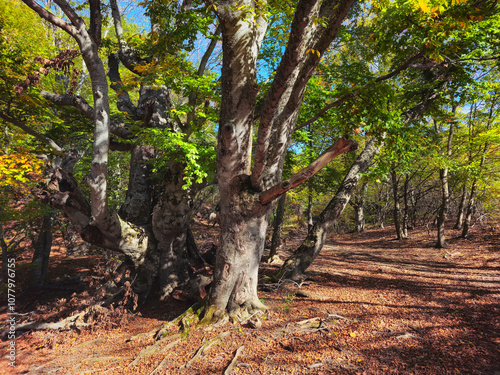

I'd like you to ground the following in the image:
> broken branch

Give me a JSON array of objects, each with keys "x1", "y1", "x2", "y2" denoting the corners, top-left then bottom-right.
[{"x1": 260, "y1": 138, "x2": 357, "y2": 205}]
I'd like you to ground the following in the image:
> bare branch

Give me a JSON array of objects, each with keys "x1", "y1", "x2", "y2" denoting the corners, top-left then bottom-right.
[
  {"x1": 53, "y1": 0, "x2": 86, "y2": 29},
  {"x1": 21, "y1": 0, "x2": 75, "y2": 36},
  {"x1": 0, "y1": 112, "x2": 64, "y2": 153},
  {"x1": 197, "y1": 24, "x2": 221, "y2": 77},
  {"x1": 260, "y1": 138, "x2": 357, "y2": 205}
]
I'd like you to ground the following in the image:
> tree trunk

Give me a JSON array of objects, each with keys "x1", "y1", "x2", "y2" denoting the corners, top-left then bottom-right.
[
  {"x1": 269, "y1": 193, "x2": 286, "y2": 262},
  {"x1": 435, "y1": 112, "x2": 454, "y2": 248},
  {"x1": 454, "y1": 185, "x2": 467, "y2": 230},
  {"x1": 436, "y1": 167, "x2": 450, "y2": 247},
  {"x1": 202, "y1": 179, "x2": 272, "y2": 323},
  {"x1": 353, "y1": 181, "x2": 367, "y2": 233},
  {"x1": 376, "y1": 183, "x2": 390, "y2": 228},
  {"x1": 391, "y1": 169, "x2": 405, "y2": 240},
  {"x1": 306, "y1": 184, "x2": 314, "y2": 232},
  {"x1": 402, "y1": 174, "x2": 410, "y2": 238},
  {"x1": 275, "y1": 137, "x2": 382, "y2": 281},
  {"x1": 461, "y1": 179, "x2": 478, "y2": 238},
  {"x1": 31, "y1": 212, "x2": 54, "y2": 286},
  {"x1": 0, "y1": 218, "x2": 8, "y2": 284}
]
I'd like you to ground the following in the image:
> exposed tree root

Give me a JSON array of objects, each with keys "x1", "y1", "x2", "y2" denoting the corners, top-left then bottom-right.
[
  {"x1": 180, "y1": 331, "x2": 230, "y2": 369},
  {"x1": 2, "y1": 305, "x2": 113, "y2": 336},
  {"x1": 224, "y1": 345, "x2": 245, "y2": 375},
  {"x1": 129, "y1": 333, "x2": 182, "y2": 367},
  {"x1": 154, "y1": 299, "x2": 205, "y2": 340},
  {"x1": 148, "y1": 338, "x2": 182, "y2": 375}
]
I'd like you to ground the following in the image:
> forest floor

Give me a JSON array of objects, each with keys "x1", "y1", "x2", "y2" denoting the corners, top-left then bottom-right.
[{"x1": 1, "y1": 221, "x2": 499, "y2": 375}]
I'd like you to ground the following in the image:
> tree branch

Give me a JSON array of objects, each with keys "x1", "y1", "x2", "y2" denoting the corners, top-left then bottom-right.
[
  {"x1": 89, "y1": 0, "x2": 102, "y2": 47},
  {"x1": 251, "y1": 0, "x2": 356, "y2": 190},
  {"x1": 260, "y1": 137, "x2": 357, "y2": 205},
  {"x1": 0, "y1": 112, "x2": 64, "y2": 153},
  {"x1": 53, "y1": 0, "x2": 86, "y2": 29},
  {"x1": 40, "y1": 90, "x2": 94, "y2": 119},
  {"x1": 40, "y1": 90, "x2": 133, "y2": 139},
  {"x1": 21, "y1": 0, "x2": 75, "y2": 36},
  {"x1": 197, "y1": 24, "x2": 221, "y2": 77},
  {"x1": 295, "y1": 51, "x2": 425, "y2": 131},
  {"x1": 107, "y1": 54, "x2": 137, "y2": 116},
  {"x1": 252, "y1": 0, "x2": 323, "y2": 187},
  {"x1": 109, "y1": 0, "x2": 150, "y2": 74}
]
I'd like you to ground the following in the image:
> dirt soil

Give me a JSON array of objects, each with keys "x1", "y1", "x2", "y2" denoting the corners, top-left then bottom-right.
[{"x1": 1, "y1": 222, "x2": 499, "y2": 375}]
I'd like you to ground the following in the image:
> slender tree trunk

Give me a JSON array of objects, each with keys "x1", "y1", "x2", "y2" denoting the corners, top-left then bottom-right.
[
  {"x1": 376, "y1": 184, "x2": 390, "y2": 228},
  {"x1": 402, "y1": 174, "x2": 409, "y2": 238},
  {"x1": 0, "y1": 218, "x2": 8, "y2": 284},
  {"x1": 436, "y1": 167, "x2": 450, "y2": 247},
  {"x1": 391, "y1": 169, "x2": 405, "y2": 240},
  {"x1": 352, "y1": 181, "x2": 367, "y2": 233},
  {"x1": 410, "y1": 188, "x2": 417, "y2": 228},
  {"x1": 31, "y1": 212, "x2": 54, "y2": 286},
  {"x1": 269, "y1": 193, "x2": 286, "y2": 262},
  {"x1": 454, "y1": 185, "x2": 467, "y2": 230},
  {"x1": 435, "y1": 112, "x2": 454, "y2": 248},
  {"x1": 461, "y1": 180, "x2": 478, "y2": 238},
  {"x1": 306, "y1": 184, "x2": 314, "y2": 232},
  {"x1": 276, "y1": 137, "x2": 383, "y2": 281}
]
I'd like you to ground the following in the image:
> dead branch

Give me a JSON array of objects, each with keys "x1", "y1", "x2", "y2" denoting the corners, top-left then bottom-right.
[{"x1": 260, "y1": 138, "x2": 357, "y2": 205}]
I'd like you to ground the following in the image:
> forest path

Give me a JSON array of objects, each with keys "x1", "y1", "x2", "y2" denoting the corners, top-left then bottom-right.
[{"x1": 1, "y1": 223, "x2": 499, "y2": 374}]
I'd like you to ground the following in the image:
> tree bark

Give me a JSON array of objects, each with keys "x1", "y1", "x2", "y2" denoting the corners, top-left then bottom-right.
[
  {"x1": 269, "y1": 193, "x2": 287, "y2": 261},
  {"x1": 31, "y1": 212, "x2": 54, "y2": 286},
  {"x1": 454, "y1": 185, "x2": 467, "y2": 230},
  {"x1": 352, "y1": 181, "x2": 367, "y2": 233},
  {"x1": 436, "y1": 115, "x2": 454, "y2": 248},
  {"x1": 201, "y1": 0, "x2": 357, "y2": 323},
  {"x1": 402, "y1": 174, "x2": 410, "y2": 238},
  {"x1": 391, "y1": 169, "x2": 405, "y2": 240},
  {"x1": 306, "y1": 184, "x2": 314, "y2": 232}
]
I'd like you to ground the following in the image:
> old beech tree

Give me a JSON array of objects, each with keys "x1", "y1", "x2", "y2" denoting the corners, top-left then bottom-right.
[{"x1": 18, "y1": 0, "x2": 361, "y2": 323}]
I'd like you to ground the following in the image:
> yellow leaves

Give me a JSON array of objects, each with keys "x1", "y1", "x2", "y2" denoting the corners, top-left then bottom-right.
[
  {"x1": 418, "y1": 0, "x2": 429, "y2": 13},
  {"x1": 349, "y1": 332, "x2": 357, "y2": 337},
  {"x1": 0, "y1": 153, "x2": 44, "y2": 190},
  {"x1": 306, "y1": 49, "x2": 321, "y2": 58}
]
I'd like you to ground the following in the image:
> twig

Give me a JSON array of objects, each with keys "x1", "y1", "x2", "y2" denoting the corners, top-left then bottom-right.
[
  {"x1": 224, "y1": 345, "x2": 245, "y2": 375},
  {"x1": 326, "y1": 309, "x2": 352, "y2": 321}
]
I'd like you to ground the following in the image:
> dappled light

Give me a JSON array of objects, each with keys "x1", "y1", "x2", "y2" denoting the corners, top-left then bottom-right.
[{"x1": 1, "y1": 222, "x2": 498, "y2": 374}]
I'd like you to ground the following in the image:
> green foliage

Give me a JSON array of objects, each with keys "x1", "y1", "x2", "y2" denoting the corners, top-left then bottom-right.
[{"x1": 136, "y1": 127, "x2": 216, "y2": 189}]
